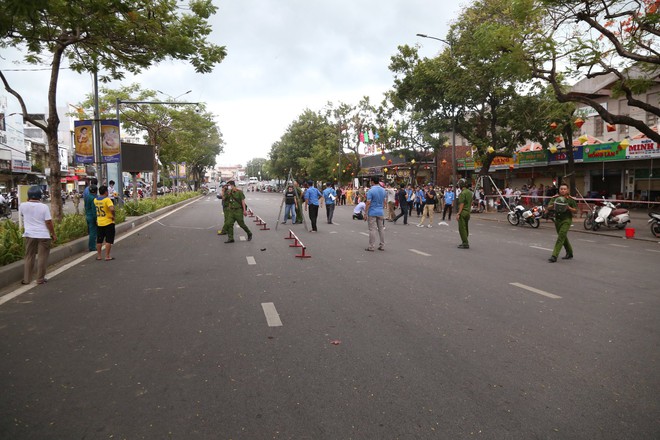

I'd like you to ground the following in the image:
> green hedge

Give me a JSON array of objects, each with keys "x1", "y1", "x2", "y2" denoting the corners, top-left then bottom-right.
[{"x1": 0, "y1": 192, "x2": 198, "y2": 267}]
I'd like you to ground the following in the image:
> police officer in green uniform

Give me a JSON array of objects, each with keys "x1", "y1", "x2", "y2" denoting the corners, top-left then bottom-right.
[
  {"x1": 222, "y1": 180, "x2": 252, "y2": 243},
  {"x1": 217, "y1": 183, "x2": 229, "y2": 235},
  {"x1": 294, "y1": 181, "x2": 304, "y2": 224},
  {"x1": 456, "y1": 179, "x2": 473, "y2": 249},
  {"x1": 547, "y1": 183, "x2": 577, "y2": 262}
]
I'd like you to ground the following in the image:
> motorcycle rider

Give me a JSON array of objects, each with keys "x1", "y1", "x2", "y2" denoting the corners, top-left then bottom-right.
[{"x1": 547, "y1": 183, "x2": 578, "y2": 263}]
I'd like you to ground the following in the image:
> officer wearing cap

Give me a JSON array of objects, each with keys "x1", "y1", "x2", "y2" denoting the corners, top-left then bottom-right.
[
  {"x1": 221, "y1": 180, "x2": 252, "y2": 243},
  {"x1": 456, "y1": 179, "x2": 473, "y2": 249}
]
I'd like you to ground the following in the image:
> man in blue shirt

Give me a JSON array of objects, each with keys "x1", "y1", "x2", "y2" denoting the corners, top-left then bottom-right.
[
  {"x1": 303, "y1": 180, "x2": 323, "y2": 232},
  {"x1": 364, "y1": 176, "x2": 387, "y2": 251},
  {"x1": 443, "y1": 185, "x2": 456, "y2": 221},
  {"x1": 322, "y1": 182, "x2": 337, "y2": 224}
]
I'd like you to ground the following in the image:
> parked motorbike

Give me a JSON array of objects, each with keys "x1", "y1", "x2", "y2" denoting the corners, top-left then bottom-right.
[
  {"x1": 0, "y1": 201, "x2": 11, "y2": 219},
  {"x1": 471, "y1": 198, "x2": 485, "y2": 213},
  {"x1": 583, "y1": 199, "x2": 630, "y2": 231},
  {"x1": 507, "y1": 204, "x2": 542, "y2": 228},
  {"x1": 649, "y1": 212, "x2": 660, "y2": 238}
]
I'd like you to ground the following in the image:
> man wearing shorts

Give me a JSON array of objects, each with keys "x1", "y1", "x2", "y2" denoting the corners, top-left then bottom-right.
[{"x1": 94, "y1": 185, "x2": 116, "y2": 260}]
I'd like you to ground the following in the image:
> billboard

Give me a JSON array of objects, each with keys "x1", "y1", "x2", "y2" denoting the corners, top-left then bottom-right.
[
  {"x1": 101, "y1": 120, "x2": 120, "y2": 163},
  {"x1": 74, "y1": 120, "x2": 94, "y2": 164}
]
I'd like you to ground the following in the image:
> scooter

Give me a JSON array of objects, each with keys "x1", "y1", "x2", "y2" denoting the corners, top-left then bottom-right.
[
  {"x1": 583, "y1": 198, "x2": 630, "y2": 231},
  {"x1": 0, "y1": 201, "x2": 11, "y2": 219},
  {"x1": 507, "y1": 204, "x2": 542, "y2": 228},
  {"x1": 649, "y1": 212, "x2": 660, "y2": 238}
]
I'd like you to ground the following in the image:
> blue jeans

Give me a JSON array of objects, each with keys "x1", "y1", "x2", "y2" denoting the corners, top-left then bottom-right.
[{"x1": 283, "y1": 203, "x2": 296, "y2": 223}]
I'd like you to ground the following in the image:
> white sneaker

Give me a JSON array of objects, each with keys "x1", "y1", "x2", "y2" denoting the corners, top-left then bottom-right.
[
  {"x1": 417, "y1": 224, "x2": 424, "y2": 228},
  {"x1": 428, "y1": 225, "x2": 432, "y2": 228}
]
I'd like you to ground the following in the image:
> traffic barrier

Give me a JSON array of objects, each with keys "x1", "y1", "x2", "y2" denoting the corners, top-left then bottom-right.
[
  {"x1": 247, "y1": 208, "x2": 254, "y2": 217},
  {"x1": 255, "y1": 215, "x2": 270, "y2": 230},
  {"x1": 285, "y1": 229, "x2": 311, "y2": 258}
]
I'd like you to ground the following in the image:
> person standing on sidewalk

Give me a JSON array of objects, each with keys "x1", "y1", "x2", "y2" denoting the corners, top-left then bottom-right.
[
  {"x1": 456, "y1": 179, "x2": 473, "y2": 249},
  {"x1": 84, "y1": 185, "x2": 98, "y2": 251},
  {"x1": 19, "y1": 186, "x2": 56, "y2": 285},
  {"x1": 364, "y1": 176, "x2": 387, "y2": 251},
  {"x1": 94, "y1": 185, "x2": 116, "y2": 260},
  {"x1": 547, "y1": 183, "x2": 577, "y2": 262},
  {"x1": 222, "y1": 180, "x2": 252, "y2": 243},
  {"x1": 323, "y1": 182, "x2": 337, "y2": 224},
  {"x1": 304, "y1": 181, "x2": 323, "y2": 232}
]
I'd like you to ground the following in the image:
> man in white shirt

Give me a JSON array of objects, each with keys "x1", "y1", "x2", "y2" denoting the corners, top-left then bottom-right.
[
  {"x1": 19, "y1": 186, "x2": 56, "y2": 284},
  {"x1": 352, "y1": 201, "x2": 366, "y2": 220}
]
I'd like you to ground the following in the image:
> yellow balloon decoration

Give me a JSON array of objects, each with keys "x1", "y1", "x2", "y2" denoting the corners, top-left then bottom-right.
[
  {"x1": 443, "y1": 141, "x2": 450, "y2": 148},
  {"x1": 548, "y1": 145, "x2": 558, "y2": 154},
  {"x1": 578, "y1": 134, "x2": 589, "y2": 144},
  {"x1": 487, "y1": 146, "x2": 495, "y2": 154},
  {"x1": 411, "y1": 159, "x2": 416, "y2": 164}
]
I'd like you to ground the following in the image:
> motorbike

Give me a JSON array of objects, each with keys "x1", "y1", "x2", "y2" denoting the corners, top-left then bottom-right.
[
  {"x1": 471, "y1": 198, "x2": 485, "y2": 213},
  {"x1": 649, "y1": 212, "x2": 660, "y2": 238},
  {"x1": 507, "y1": 204, "x2": 543, "y2": 228},
  {"x1": 583, "y1": 199, "x2": 630, "y2": 231},
  {"x1": 0, "y1": 201, "x2": 11, "y2": 219}
]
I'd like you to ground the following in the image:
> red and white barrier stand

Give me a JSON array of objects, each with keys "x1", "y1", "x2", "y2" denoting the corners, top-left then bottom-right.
[{"x1": 285, "y1": 229, "x2": 311, "y2": 258}]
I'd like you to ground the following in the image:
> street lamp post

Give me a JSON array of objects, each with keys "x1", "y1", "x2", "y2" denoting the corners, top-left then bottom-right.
[
  {"x1": 416, "y1": 33, "x2": 457, "y2": 185},
  {"x1": 115, "y1": 96, "x2": 200, "y2": 200}
]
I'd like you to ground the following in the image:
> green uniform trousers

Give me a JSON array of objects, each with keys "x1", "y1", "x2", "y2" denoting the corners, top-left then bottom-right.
[
  {"x1": 458, "y1": 212, "x2": 470, "y2": 245},
  {"x1": 223, "y1": 209, "x2": 252, "y2": 240},
  {"x1": 219, "y1": 207, "x2": 228, "y2": 233},
  {"x1": 86, "y1": 216, "x2": 97, "y2": 251},
  {"x1": 552, "y1": 217, "x2": 573, "y2": 257}
]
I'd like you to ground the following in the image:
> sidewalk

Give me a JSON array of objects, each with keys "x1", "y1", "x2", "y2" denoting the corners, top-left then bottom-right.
[
  {"x1": 473, "y1": 207, "x2": 659, "y2": 242},
  {"x1": 0, "y1": 197, "x2": 198, "y2": 292}
]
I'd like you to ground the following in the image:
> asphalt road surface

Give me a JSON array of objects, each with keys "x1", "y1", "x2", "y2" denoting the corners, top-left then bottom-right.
[{"x1": 1, "y1": 192, "x2": 659, "y2": 439}]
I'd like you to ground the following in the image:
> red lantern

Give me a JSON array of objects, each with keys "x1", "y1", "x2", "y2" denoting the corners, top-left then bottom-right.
[
  {"x1": 387, "y1": 159, "x2": 392, "y2": 165},
  {"x1": 441, "y1": 159, "x2": 447, "y2": 165},
  {"x1": 508, "y1": 164, "x2": 515, "y2": 170},
  {"x1": 606, "y1": 124, "x2": 616, "y2": 132},
  {"x1": 555, "y1": 136, "x2": 563, "y2": 143},
  {"x1": 574, "y1": 118, "x2": 585, "y2": 128},
  {"x1": 550, "y1": 122, "x2": 558, "y2": 129}
]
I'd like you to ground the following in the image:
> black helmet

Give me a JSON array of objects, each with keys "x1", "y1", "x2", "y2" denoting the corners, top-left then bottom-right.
[
  {"x1": 89, "y1": 185, "x2": 98, "y2": 194},
  {"x1": 457, "y1": 179, "x2": 467, "y2": 188},
  {"x1": 27, "y1": 186, "x2": 43, "y2": 200}
]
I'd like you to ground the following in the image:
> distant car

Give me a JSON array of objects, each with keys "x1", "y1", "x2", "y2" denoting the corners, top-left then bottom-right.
[{"x1": 209, "y1": 187, "x2": 216, "y2": 192}]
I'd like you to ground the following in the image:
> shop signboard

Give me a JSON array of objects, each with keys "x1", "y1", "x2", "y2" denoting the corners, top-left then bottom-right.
[
  {"x1": 478, "y1": 155, "x2": 515, "y2": 170},
  {"x1": 548, "y1": 146, "x2": 584, "y2": 164},
  {"x1": 625, "y1": 139, "x2": 660, "y2": 159},
  {"x1": 456, "y1": 157, "x2": 475, "y2": 170},
  {"x1": 583, "y1": 142, "x2": 626, "y2": 162},
  {"x1": 517, "y1": 150, "x2": 547, "y2": 167},
  {"x1": 11, "y1": 159, "x2": 31, "y2": 172}
]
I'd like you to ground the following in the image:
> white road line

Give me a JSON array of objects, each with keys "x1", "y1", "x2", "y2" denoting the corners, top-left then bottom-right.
[
  {"x1": 530, "y1": 245, "x2": 553, "y2": 252},
  {"x1": 359, "y1": 232, "x2": 369, "y2": 236},
  {"x1": 329, "y1": 231, "x2": 338, "y2": 234},
  {"x1": 261, "y1": 302, "x2": 283, "y2": 327},
  {"x1": 578, "y1": 238, "x2": 596, "y2": 243},
  {"x1": 1, "y1": 198, "x2": 199, "y2": 308},
  {"x1": 510, "y1": 282, "x2": 562, "y2": 299},
  {"x1": 609, "y1": 244, "x2": 628, "y2": 248},
  {"x1": 645, "y1": 249, "x2": 660, "y2": 253},
  {"x1": 409, "y1": 249, "x2": 432, "y2": 257},
  {"x1": 246, "y1": 256, "x2": 256, "y2": 265}
]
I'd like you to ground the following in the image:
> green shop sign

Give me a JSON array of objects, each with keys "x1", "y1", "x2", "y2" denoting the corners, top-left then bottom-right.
[
  {"x1": 583, "y1": 142, "x2": 626, "y2": 162},
  {"x1": 517, "y1": 150, "x2": 547, "y2": 167}
]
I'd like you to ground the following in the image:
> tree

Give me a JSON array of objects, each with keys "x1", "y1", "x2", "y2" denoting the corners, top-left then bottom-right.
[
  {"x1": 513, "y1": 0, "x2": 660, "y2": 143},
  {"x1": 0, "y1": 0, "x2": 226, "y2": 219},
  {"x1": 268, "y1": 109, "x2": 338, "y2": 182},
  {"x1": 246, "y1": 158, "x2": 270, "y2": 181}
]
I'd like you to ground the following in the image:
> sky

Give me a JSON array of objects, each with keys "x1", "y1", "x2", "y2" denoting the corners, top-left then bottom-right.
[{"x1": 1, "y1": 0, "x2": 465, "y2": 167}]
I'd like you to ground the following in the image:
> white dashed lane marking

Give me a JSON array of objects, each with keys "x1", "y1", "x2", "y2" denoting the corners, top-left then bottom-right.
[
  {"x1": 246, "y1": 256, "x2": 256, "y2": 265},
  {"x1": 261, "y1": 302, "x2": 283, "y2": 327},
  {"x1": 530, "y1": 245, "x2": 553, "y2": 252},
  {"x1": 409, "y1": 249, "x2": 432, "y2": 257},
  {"x1": 510, "y1": 282, "x2": 562, "y2": 299}
]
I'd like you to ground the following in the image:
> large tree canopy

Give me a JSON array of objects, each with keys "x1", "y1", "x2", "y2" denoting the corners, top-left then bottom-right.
[{"x1": 0, "y1": 0, "x2": 226, "y2": 219}]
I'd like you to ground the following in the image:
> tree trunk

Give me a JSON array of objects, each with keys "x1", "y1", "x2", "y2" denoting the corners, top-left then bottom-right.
[{"x1": 46, "y1": 45, "x2": 65, "y2": 221}]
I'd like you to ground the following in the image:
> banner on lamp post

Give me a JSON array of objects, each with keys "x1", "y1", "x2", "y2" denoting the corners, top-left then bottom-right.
[
  {"x1": 74, "y1": 120, "x2": 94, "y2": 164},
  {"x1": 101, "y1": 120, "x2": 121, "y2": 163}
]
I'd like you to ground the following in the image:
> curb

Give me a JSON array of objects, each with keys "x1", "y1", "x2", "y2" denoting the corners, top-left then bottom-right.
[{"x1": 0, "y1": 197, "x2": 201, "y2": 288}]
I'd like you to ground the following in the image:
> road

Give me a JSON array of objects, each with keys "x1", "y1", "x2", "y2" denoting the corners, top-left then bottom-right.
[{"x1": 1, "y1": 192, "x2": 659, "y2": 439}]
